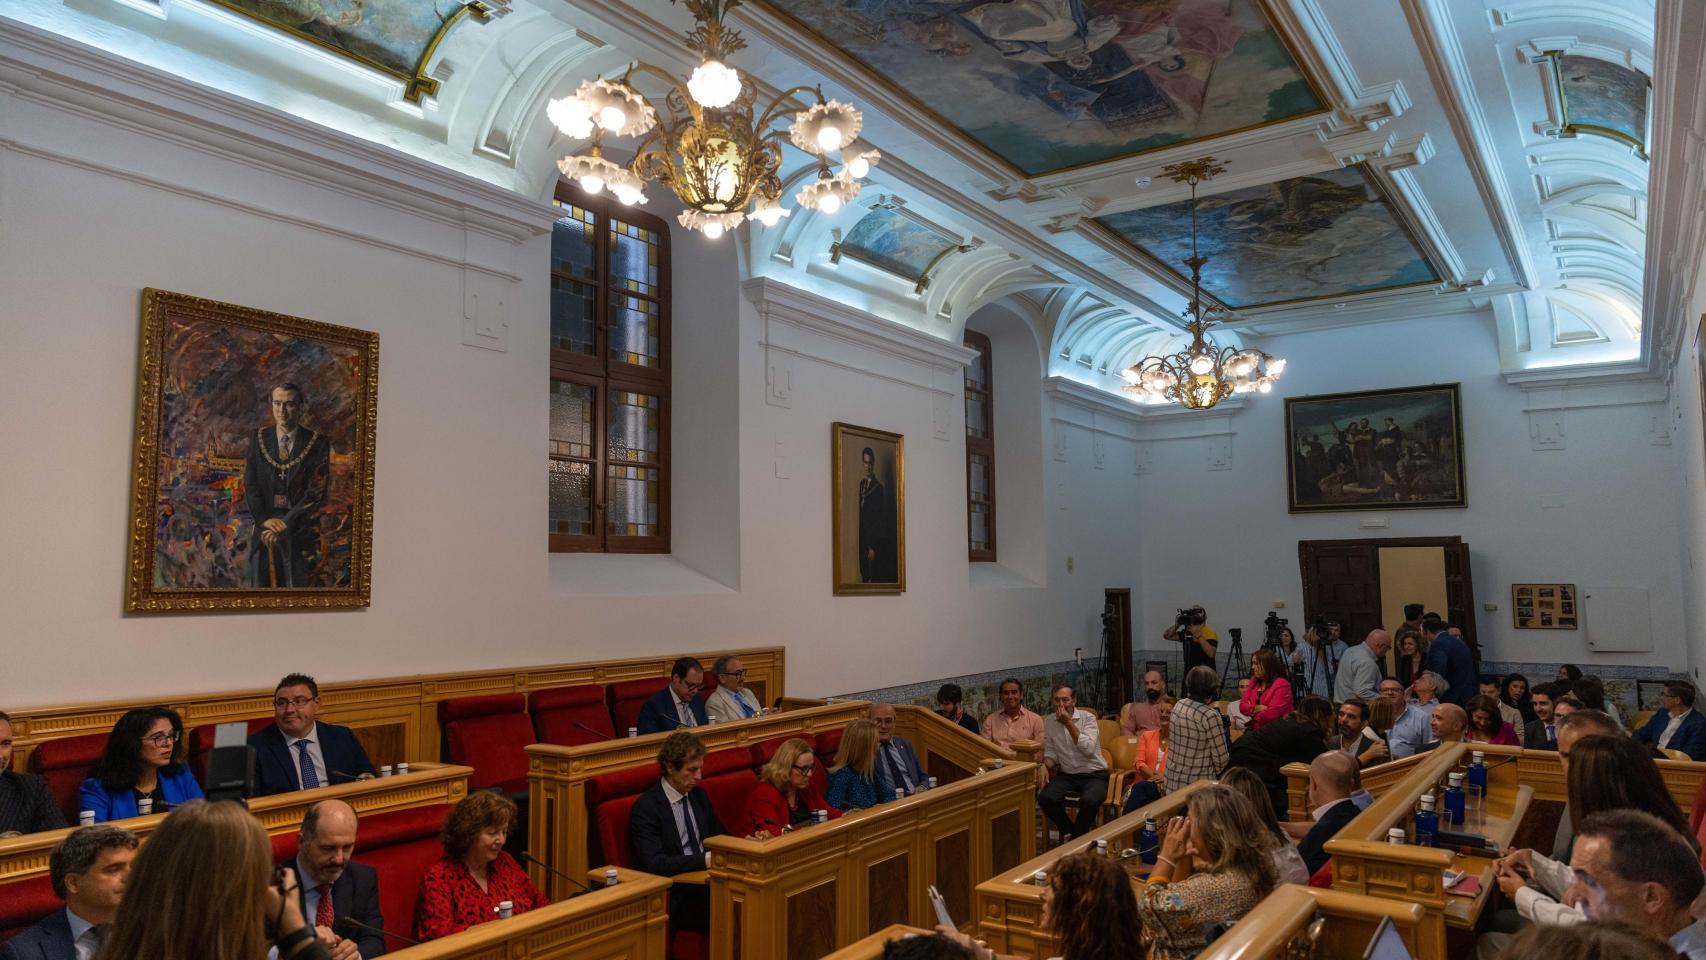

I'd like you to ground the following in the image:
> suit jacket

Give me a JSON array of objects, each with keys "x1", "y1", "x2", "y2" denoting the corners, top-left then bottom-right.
[
  {"x1": 1635, "y1": 709, "x2": 1706, "y2": 760},
  {"x1": 0, "y1": 770, "x2": 65, "y2": 835},
  {"x1": 635, "y1": 688, "x2": 709, "y2": 735},
  {"x1": 250, "y1": 723, "x2": 377, "y2": 797},
  {"x1": 1298, "y1": 798, "x2": 1362, "y2": 875},
  {"x1": 872, "y1": 736, "x2": 926, "y2": 796},
  {"x1": 242, "y1": 425, "x2": 331, "y2": 588},
  {"x1": 1523, "y1": 718, "x2": 1558, "y2": 751},
  {"x1": 1328, "y1": 731, "x2": 1386, "y2": 767},
  {"x1": 77, "y1": 766, "x2": 203, "y2": 822},
  {"x1": 704, "y1": 686, "x2": 761, "y2": 725},
  {"x1": 629, "y1": 782, "x2": 724, "y2": 877},
  {"x1": 295, "y1": 860, "x2": 386, "y2": 958},
  {"x1": 0, "y1": 909, "x2": 74, "y2": 960}
]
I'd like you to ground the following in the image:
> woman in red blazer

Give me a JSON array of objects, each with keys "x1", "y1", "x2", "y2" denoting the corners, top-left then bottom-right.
[
  {"x1": 1240, "y1": 648, "x2": 1294, "y2": 731},
  {"x1": 744, "y1": 738, "x2": 841, "y2": 836}
]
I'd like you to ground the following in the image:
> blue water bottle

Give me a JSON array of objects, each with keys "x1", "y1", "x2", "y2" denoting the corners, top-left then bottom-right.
[
  {"x1": 1139, "y1": 816, "x2": 1160, "y2": 865},
  {"x1": 1443, "y1": 772, "x2": 1466, "y2": 828},
  {"x1": 1414, "y1": 793, "x2": 1439, "y2": 847},
  {"x1": 1467, "y1": 751, "x2": 1488, "y2": 821}
]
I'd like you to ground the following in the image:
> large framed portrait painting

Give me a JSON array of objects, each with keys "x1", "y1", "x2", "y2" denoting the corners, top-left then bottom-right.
[
  {"x1": 125, "y1": 289, "x2": 379, "y2": 611},
  {"x1": 1286, "y1": 384, "x2": 1465, "y2": 513},
  {"x1": 831, "y1": 422, "x2": 905, "y2": 595}
]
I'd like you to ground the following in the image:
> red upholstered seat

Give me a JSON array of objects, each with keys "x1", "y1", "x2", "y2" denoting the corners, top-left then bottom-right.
[
  {"x1": 587, "y1": 748, "x2": 753, "y2": 868},
  {"x1": 189, "y1": 718, "x2": 273, "y2": 783},
  {"x1": 606, "y1": 679, "x2": 668, "y2": 735},
  {"x1": 354, "y1": 804, "x2": 452, "y2": 953},
  {"x1": 437, "y1": 694, "x2": 533, "y2": 794},
  {"x1": 27, "y1": 733, "x2": 108, "y2": 825},
  {"x1": 672, "y1": 929, "x2": 708, "y2": 960},
  {"x1": 529, "y1": 685, "x2": 614, "y2": 747},
  {"x1": 0, "y1": 877, "x2": 59, "y2": 944},
  {"x1": 1308, "y1": 861, "x2": 1334, "y2": 888},
  {"x1": 814, "y1": 728, "x2": 844, "y2": 765}
]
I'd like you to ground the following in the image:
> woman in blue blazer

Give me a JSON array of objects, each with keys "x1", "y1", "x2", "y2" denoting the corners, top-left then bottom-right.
[
  {"x1": 825, "y1": 719, "x2": 894, "y2": 811},
  {"x1": 78, "y1": 706, "x2": 202, "y2": 821}
]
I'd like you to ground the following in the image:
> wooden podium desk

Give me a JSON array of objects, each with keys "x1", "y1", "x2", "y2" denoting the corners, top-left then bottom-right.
[
  {"x1": 1198, "y1": 885, "x2": 1426, "y2": 960},
  {"x1": 702, "y1": 761, "x2": 1036, "y2": 960},
  {"x1": 821, "y1": 925, "x2": 936, "y2": 959},
  {"x1": 384, "y1": 867, "x2": 670, "y2": 960},
  {"x1": 0, "y1": 762, "x2": 470, "y2": 884}
]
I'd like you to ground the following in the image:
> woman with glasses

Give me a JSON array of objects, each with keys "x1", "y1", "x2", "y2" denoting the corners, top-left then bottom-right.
[
  {"x1": 78, "y1": 706, "x2": 203, "y2": 822},
  {"x1": 745, "y1": 738, "x2": 841, "y2": 836}
]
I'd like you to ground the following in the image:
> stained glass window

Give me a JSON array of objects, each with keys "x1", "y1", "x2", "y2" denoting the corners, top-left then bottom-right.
[{"x1": 965, "y1": 331, "x2": 996, "y2": 562}]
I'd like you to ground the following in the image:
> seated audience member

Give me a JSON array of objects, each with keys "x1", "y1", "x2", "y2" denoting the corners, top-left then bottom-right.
[
  {"x1": 1329, "y1": 698, "x2": 1386, "y2": 768},
  {"x1": 935, "y1": 852, "x2": 1144, "y2": 960},
  {"x1": 99, "y1": 799, "x2": 331, "y2": 960},
  {"x1": 1165, "y1": 667, "x2": 1229, "y2": 797},
  {"x1": 885, "y1": 933, "x2": 976, "y2": 960},
  {"x1": 827, "y1": 720, "x2": 894, "y2": 811},
  {"x1": 1465, "y1": 695, "x2": 1520, "y2": 745},
  {"x1": 1225, "y1": 678, "x2": 1252, "y2": 732},
  {"x1": 1480, "y1": 678, "x2": 1522, "y2": 729},
  {"x1": 1568, "y1": 735, "x2": 1690, "y2": 839},
  {"x1": 982, "y1": 678, "x2": 1044, "y2": 749},
  {"x1": 628, "y1": 731, "x2": 724, "y2": 934},
  {"x1": 1572, "y1": 675, "x2": 1621, "y2": 727},
  {"x1": 1566, "y1": 810, "x2": 1706, "y2": 957},
  {"x1": 1334, "y1": 630, "x2": 1390, "y2": 702},
  {"x1": 0, "y1": 710, "x2": 65, "y2": 835},
  {"x1": 1377, "y1": 677, "x2": 1406, "y2": 704},
  {"x1": 1122, "y1": 698, "x2": 1173, "y2": 814},
  {"x1": 1524, "y1": 683, "x2": 1562, "y2": 750},
  {"x1": 1295, "y1": 752, "x2": 1361, "y2": 875},
  {"x1": 1418, "y1": 703, "x2": 1468, "y2": 751},
  {"x1": 636, "y1": 658, "x2": 709, "y2": 734},
  {"x1": 745, "y1": 737, "x2": 840, "y2": 835},
  {"x1": 935, "y1": 684, "x2": 981, "y2": 736},
  {"x1": 1499, "y1": 923, "x2": 1678, "y2": 960},
  {"x1": 1387, "y1": 672, "x2": 1445, "y2": 758},
  {"x1": 1503, "y1": 673, "x2": 1537, "y2": 725},
  {"x1": 1225, "y1": 695, "x2": 1333, "y2": 819},
  {"x1": 869, "y1": 703, "x2": 927, "y2": 797},
  {"x1": 1220, "y1": 767, "x2": 1308, "y2": 885},
  {"x1": 1293, "y1": 625, "x2": 1345, "y2": 699},
  {"x1": 1420, "y1": 619, "x2": 1475, "y2": 707},
  {"x1": 1240, "y1": 649, "x2": 1293, "y2": 731},
  {"x1": 292, "y1": 800, "x2": 384, "y2": 959},
  {"x1": 703, "y1": 656, "x2": 762, "y2": 724},
  {"x1": 1553, "y1": 694, "x2": 1585, "y2": 718},
  {"x1": 1038, "y1": 685, "x2": 1107, "y2": 841},
  {"x1": 1139, "y1": 785, "x2": 1276, "y2": 960},
  {"x1": 78, "y1": 707, "x2": 202, "y2": 822},
  {"x1": 251, "y1": 674, "x2": 376, "y2": 797},
  {"x1": 413, "y1": 791, "x2": 547, "y2": 941},
  {"x1": 1557, "y1": 663, "x2": 1583, "y2": 686},
  {"x1": 1368, "y1": 696, "x2": 1402, "y2": 748},
  {"x1": 1552, "y1": 710, "x2": 1623, "y2": 858},
  {"x1": 1120, "y1": 671, "x2": 1170, "y2": 735},
  {"x1": 0, "y1": 825, "x2": 136, "y2": 960},
  {"x1": 1633, "y1": 681, "x2": 1706, "y2": 760}
]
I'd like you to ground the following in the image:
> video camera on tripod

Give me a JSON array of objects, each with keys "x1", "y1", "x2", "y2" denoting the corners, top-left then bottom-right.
[{"x1": 1173, "y1": 606, "x2": 1207, "y2": 636}]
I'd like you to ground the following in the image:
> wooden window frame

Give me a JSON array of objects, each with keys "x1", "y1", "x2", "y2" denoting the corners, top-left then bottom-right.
[
  {"x1": 964, "y1": 330, "x2": 996, "y2": 562},
  {"x1": 549, "y1": 182, "x2": 671, "y2": 554}
]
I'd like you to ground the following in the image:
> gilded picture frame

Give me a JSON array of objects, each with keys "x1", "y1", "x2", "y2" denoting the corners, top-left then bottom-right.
[
  {"x1": 1285, "y1": 383, "x2": 1466, "y2": 513},
  {"x1": 831, "y1": 422, "x2": 906, "y2": 596},
  {"x1": 125, "y1": 289, "x2": 379, "y2": 611},
  {"x1": 1511, "y1": 583, "x2": 1578, "y2": 630}
]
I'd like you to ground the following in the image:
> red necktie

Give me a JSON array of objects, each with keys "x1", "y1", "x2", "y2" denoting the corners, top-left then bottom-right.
[{"x1": 316, "y1": 884, "x2": 334, "y2": 929}]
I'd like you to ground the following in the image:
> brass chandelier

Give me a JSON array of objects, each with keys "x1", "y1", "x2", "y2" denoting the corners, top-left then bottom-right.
[
  {"x1": 1122, "y1": 158, "x2": 1285, "y2": 410},
  {"x1": 546, "y1": 0, "x2": 878, "y2": 238}
]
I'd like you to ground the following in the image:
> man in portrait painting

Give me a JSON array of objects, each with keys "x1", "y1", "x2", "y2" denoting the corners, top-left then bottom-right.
[
  {"x1": 857, "y1": 446, "x2": 897, "y2": 583},
  {"x1": 244, "y1": 382, "x2": 331, "y2": 588}
]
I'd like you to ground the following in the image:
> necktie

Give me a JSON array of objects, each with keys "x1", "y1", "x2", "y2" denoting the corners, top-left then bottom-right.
[
  {"x1": 315, "y1": 884, "x2": 334, "y2": 929},
  {"x1": 1547, "y1": 723, "x2": 1555, "y2": 743},
  {"x1": 281, "y1": 432, "x2": 293, "y2": 458},
  {"x1": 296, "y1": 740, "x2": 320, "y2": 789},
  {"x1": 737, "y1": 694, "x2": 756, "y2": 718},
  {"x1": 677, "y1": 699, "x2": 694, "y2": 727},
  {"x1": 678, "y1": 798, "x2": 701, "y2": 854},
  {"x1": 77, "y1": 927, "x2": 102, "y2": 960}
]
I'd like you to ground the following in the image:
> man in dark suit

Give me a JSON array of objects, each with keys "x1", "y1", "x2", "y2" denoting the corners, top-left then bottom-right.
[
  {"x1": 856, "y1": 446, "x2": 897, "y2": 583},
  {"x1": 1296, "y1": 752, "x2": 1361, "y2": 875},
  {"x1": 635, "y1": 658, "x2": 710, "y2": 734},
  {"x1": 1, "y1": 825, "x2": 136, "y2": 960},
  {"x1": 293, "y1": 800, "x2": 385, "y2": 959},
  {"x1": 1523, "y1": 682, "x2": 1562, "y2": 750},
  {"x1": 630, "y1": 732, "x2": 725, "y2": 934},
  {"x1": 870, "y1": 703, "x2": 926, "y2": 797},
  {"x1": 1634, "y1": 681, "x2": 1706, "y2": 760},
  {"x1": 243, "y1": 382, "x2": 332, "y2": 588},
  {"x1": 0, "y1": 711, "x2": 64, "y2": 835},
  {"x1": 250, "y1": 673, "x2": 376, "y2": 796},
  {"x1": 1327, "y1": 699, "x2": 1387, "y2": 768},
  {"x1": 1420, "y1": 619, "x2": 1476, "y2": 707}
]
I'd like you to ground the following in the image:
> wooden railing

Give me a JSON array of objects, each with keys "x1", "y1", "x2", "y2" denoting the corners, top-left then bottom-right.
[
  {"x1": 382, "y1": 867, "x2": 670, "y2": 960},
  {"x1": 822, "y1": 925, "x2": 935, "y2": 959},
  {"x1": 3, "y1": 646, "x2": 785, "y2": 769},
  {"x1": 703, "y1": 761, "x2": 1037, "y2": 960},
  {"x1": 1284, "y1": 753, "x2": 1425, "y2": 821},
  {"x1": 0, "y1": 763, "x2": 469, "y2": 884},
  {"x1": 1198, "y1": 885, "x2": 1427, "y2": 960}
]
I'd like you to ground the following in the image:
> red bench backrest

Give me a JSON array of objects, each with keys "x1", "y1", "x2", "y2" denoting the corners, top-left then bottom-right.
[
  {"x1": 605, "y1": 679, "x2": 668, "y2": 735},
  {"x1": 437, "y1": 694, "x2": 533, "y2": 793},
  {"x1": 27, "y1": 733, "x2": 108, "y2": 825},
  {"x1": 528, "y1": 685, "x2": 614, "y2": 747},
  {"x1": 0, "y1": 877, "x2": 60, "y2": 944}
]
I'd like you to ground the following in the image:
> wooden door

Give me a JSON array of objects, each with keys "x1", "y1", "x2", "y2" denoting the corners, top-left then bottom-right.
[
  {"x1": 1103, "y1": 589, "x2": 1133, "y2": 713},
  {"x1": 1442, "y1": 541, "x2": 1479, "y2": 664},
  {"x1": 1298, "y1": 541, "x2": 1384, "y2": 645}
]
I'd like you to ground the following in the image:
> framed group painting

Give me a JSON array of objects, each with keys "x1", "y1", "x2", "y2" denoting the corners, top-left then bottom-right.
[
  {"x1": 1512, "y1": 583, "x2": 1578, "y2": 630},
  {"x1": 831, "y1": 422, "x2": 905, "y2": 595},
  {"x1": 1285, "y1": 384, "x2": 1466, "y2": 513},
  {"x1": 125, "y1": 289, "x2": 378, "y2": 611}
]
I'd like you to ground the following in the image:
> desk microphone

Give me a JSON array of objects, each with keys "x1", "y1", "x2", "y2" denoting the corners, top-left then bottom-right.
[
  {"x1": 571, "y1": 722, "x2": 614, "y2": 741},
  {"x1": 328, "y1": 770, "x2": 376, "y2": 784},
  {"x1": 334, "y1": 916, "x2": 420, "y2": 947},
  {"x1": 518, "y1": 851, "x2": 594, "y2": 895}
]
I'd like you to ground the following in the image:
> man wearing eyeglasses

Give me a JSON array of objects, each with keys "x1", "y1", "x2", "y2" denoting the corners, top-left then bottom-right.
[
  {"x1": 250, "y1": 674, "x2": 376, "y2": 797},
  {"x1": 704, "y1": 656, "x2": 763, "y2": 724},
  {"x1": 637, "y1": 658, "x2": 710, "y2": 734}
]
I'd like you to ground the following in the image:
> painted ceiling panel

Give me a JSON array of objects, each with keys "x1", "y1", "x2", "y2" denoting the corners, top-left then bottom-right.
[
  {"x1": 753, "y1": 0, "x2": 1325, "y2": 176},
  {"x1": 1557, "y1": 55, "x2": 1649, "y2": 153},
  {"x1": 1093, "y1": 165, "x2": 1440, "y2": 309},
  {"x1": 837, "y1": 206, "x2": 962, "y2": 282},
  {"x1": 204, "y1": 0, "x2": 471, "y2": 78}
]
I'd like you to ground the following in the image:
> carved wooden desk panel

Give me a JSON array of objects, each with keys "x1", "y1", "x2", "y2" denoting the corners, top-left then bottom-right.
[{"x1": 383, "y1": 867, "x2": 670, "y2": 960}]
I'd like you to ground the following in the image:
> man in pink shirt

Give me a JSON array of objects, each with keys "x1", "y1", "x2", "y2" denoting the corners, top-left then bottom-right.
[{"x1": 981, "y1": 678, "x2": 1044, "y2": 747}]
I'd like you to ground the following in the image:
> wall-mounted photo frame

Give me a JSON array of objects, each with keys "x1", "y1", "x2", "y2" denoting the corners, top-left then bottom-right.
[
  {"x1": 1285, "y1": 383, "x2": 1466, "y2": 512},
  {"x1": 126, "y1": 289, "x2": 379, "y2": 611},
  {"x1": 1511, "y1": 583, "x2": 1577, "y2": 630},
  {"x1": 831, "y1": 422, "x2": 905, "y2": 596}
]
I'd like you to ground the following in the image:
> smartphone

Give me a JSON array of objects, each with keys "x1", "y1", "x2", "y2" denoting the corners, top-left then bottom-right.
[{"x1": 927, "y1": 885, "x2": 954, "y2": 928}]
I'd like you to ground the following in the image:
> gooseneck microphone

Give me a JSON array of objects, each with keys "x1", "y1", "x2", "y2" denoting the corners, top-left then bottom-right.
[
  {"x1": 333, "y1": 916, "x2": 421, "y2": 947},
  {"x1": 518, "y1": 850, "x2": 594, "y2": 895},
  {"x1": 327, "y1": 769, "x2": 376, "y2": 784},
  {"x1": 570, "y1": 722, "x2": 614, "y2": 741}
]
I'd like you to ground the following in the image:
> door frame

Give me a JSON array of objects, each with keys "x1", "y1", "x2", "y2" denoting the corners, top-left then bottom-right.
[{"x1": 1298, "y1": 536, "x2": 1477, "y2": 656}]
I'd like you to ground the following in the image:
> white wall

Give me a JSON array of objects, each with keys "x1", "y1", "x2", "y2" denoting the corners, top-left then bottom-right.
[
  {"x1": 1672, "y1": 269, "x2": 1706, "y2": 685},
  {"x1": 1133, "y1": 310, "x2": 1688, "y2": 670}
]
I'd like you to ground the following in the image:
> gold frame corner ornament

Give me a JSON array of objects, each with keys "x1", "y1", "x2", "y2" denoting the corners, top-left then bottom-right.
[{"x1": 829, "y1": 422, "x2": 906, "y2": 596}]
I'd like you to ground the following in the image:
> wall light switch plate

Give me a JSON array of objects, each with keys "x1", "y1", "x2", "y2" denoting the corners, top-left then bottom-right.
[{"x1": 1483, "y1": 602, "x2": 1498, "y2": 611}]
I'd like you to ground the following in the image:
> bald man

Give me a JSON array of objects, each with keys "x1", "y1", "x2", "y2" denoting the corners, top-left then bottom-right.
[
  {"x1": 293, "y1": 799, "x2": 386, "y2": 958},
  {"x1": 1334, "y1": 629, "x2": 1391, "y2": 703},
  {"x1": 1420, "y1": 703, "x2": 1468, "y2": 752},
  {"x1": 1298, "y1": 751, "x2": 1361, "y2": 874}
]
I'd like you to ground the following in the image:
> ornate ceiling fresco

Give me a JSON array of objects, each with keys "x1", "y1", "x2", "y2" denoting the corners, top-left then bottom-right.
[
  {"x1": 1553, "y1": 54, "x2": 1650, "y2": 155},
  {"x1": 834, "y1": 204, "x2": 969, "y2": 286}
]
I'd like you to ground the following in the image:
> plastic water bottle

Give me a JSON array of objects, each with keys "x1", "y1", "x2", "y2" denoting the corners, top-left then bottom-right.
[
  {"x1": 1387, "y1": 827, "x2": 1407, "y2": 844},
  {"x1": 396, "y1": 762, "x2": 410, "y2": 776},
  {"x1": 604, "y1": 868, "x2": 619, "y2": 887},
  {"x1": 1415, "y1": 794, "x2": 1439, "y2": 847},
  {"x1": 79, "y1": 811, "x2": 95, "y2": 826},
  {"x1": 1443, "y1": 772, "x2": 1466, "y2": 828},
  {"x1": 1139, "y1": 817, "x2": 1160, "y2": 866},
  {"x1": 496, "y1": 900, "x2": 514, "y2": 919},
  {"x1": 1467, "y1": 751, "x2": 1488, "y2": 823}
]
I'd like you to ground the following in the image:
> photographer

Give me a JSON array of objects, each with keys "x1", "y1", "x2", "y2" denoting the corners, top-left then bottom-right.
[{"x1": 1162, "y1": 606, "x2": 1218, "y2": 673}]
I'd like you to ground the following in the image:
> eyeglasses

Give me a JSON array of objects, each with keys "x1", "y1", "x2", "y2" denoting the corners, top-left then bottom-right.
[
  {"x1": 685, "y1": 682, "x2": 705, "y2": 692},
  {"x1": 274, "y1": 697, "x2": 316, "y2": 709},
  {"x1": 720, "y1": 670, "x2": 747, "y2": 679},
  {"x1": 792, "y1": 761, "x2": 815, "y2": 773},
  {"x1": 142, "y1": 731, "x2": 181, "y2": 747}
]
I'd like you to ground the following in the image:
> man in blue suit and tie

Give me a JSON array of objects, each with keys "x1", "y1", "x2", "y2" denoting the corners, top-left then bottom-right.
[
  {"x1": 870, "y1": 703, "x2": 926, "y2": 797},
  {"x1": 635, "y1": 658, "x2": 710, "y2": 734},
  {"x1": 250, "y1": 674, "x2": 376, "y2": 796},
  {"x1": 1, "y1": 825, "x2": 136, "y2": 960},
  {"x1": 1634, "y1": 681, "x2": 1706, "y2": 760}
]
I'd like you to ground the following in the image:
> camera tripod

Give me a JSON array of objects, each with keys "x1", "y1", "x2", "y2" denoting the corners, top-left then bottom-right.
[{"x1": 1218, "y1": 629, "x2": 1247, "y2": 693}]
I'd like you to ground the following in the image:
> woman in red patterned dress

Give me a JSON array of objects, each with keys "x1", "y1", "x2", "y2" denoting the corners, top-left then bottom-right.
[{"x1": 412, "y1": 791, "x2": 549, "y2": 941}]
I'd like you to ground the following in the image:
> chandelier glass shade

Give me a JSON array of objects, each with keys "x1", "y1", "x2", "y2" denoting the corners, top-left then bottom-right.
[
  {"x1": 546, "y1": 0, "x2": 878, "y2": 236},
  {"x1": 1122, "y1": 157, "x2": 1285, "y2": 410}
]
